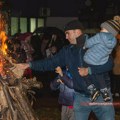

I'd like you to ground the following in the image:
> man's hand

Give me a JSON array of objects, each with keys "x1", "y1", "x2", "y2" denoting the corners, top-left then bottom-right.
[
  {"x1": 78, "y1": 67, "x2": 89, "y2": 76},
  {"x1": 16, "y1": 63, "x2": 30, "y2": 70},
  {"x1": 10, "y1": 63, "x2": 30, "y2": 79}
]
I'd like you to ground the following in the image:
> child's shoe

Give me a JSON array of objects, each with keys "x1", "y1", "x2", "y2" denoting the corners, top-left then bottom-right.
[
  {"x1": 91, "y1": 88, "x2": 100, "y2": 102},
  {"x1": 101, "y1": 90, "x2": 111, "y2": 102}
]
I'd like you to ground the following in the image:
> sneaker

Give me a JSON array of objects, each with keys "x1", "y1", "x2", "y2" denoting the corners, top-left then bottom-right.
[
  {"x1": 101, "y1": 91, "x2": 111, "y2": 102},
  {"x1": 91, "y1": 88, "x2": 100, "y2": 102}
]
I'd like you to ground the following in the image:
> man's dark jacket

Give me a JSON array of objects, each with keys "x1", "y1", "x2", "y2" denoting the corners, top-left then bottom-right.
[{"x1": 30, "y1": 34, "x2": 113, "y2": 95}]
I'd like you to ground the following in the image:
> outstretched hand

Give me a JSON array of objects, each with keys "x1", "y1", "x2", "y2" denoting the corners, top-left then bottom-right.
[
  {"x1": 15, "y1": 63, "x2": 30, "y2": 70},
  {"x1": 10, "y1": 63, "x2": 30, "y2": 79}
]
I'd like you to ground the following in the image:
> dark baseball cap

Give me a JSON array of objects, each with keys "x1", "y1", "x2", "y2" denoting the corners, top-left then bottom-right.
[{"x1": 64, "y1": 20, "x2": 84, "y2": 31}]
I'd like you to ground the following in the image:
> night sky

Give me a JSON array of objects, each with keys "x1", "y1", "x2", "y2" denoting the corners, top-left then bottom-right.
[
  {"x1": 5, "y1": 0, "x2": 120, "y2": 17},
  {"x1": 6, "y1": 0, "x2": 79, "y2": 17}
]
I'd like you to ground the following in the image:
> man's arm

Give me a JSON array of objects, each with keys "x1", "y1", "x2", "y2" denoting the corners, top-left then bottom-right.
[
  {"x1": 15, "y1": 47, "x2": 67, "y2": 76},
  {"x1": 29, "y1": 49, "x2": 66, "y2": 71}
]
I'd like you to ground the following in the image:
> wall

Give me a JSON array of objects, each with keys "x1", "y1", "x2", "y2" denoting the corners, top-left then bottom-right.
[
  {"x1": 46, "y1": 17, "x2": 78, "y2": 30},
  {"x1": 46, "y1": 17, "x2": 99, "y2": 35}
]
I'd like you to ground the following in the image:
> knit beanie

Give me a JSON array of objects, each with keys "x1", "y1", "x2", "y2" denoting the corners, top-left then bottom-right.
[
  {"x1": 100, "y1": 15, "x2": 120, "y2": 36},
  {"x1": 64, "y1": 20, "x2": 84, "y2": 32}
]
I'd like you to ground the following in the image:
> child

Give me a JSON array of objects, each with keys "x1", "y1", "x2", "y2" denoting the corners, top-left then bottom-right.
[
  {"x1": 78, "y1": 16, "x2": 120, "y2": 102},
  {"x1": 50, "y1": 66, "x2": 75, "y2": 120}
]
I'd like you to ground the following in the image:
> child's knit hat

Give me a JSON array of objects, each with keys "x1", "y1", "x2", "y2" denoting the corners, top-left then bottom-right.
[{"x1": 100, "y1": 15, "x2": 120, "y2": 36}]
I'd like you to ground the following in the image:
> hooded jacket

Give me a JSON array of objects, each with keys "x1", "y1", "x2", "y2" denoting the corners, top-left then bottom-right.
[
  {"x1": 29, "y1": 34, "x2": 113, "y2": 95},
  {"x1": 84, "y1": 32, "x2": 117, "y2": 65},
  {"x1": 50, "y1": 69, "x2": 74, "y2": 106}
]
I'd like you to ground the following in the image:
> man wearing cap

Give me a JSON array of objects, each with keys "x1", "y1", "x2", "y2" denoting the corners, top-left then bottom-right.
[{"x1": 16, "y1": 19, "x2": 115, "y2": 120}]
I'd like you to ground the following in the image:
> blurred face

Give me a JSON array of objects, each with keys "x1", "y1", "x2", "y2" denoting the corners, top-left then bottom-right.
[
  {"x1": 100, "y1": 28, "x2": 108, "y2": 32},
  {"x1": 65, "y1": 29, "x2": 82, "y2": 44}
]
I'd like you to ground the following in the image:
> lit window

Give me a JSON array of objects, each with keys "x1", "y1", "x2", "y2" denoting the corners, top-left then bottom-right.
[
  {"x1": 11, "y1": 17, "x2": 18, "y2": 35},
  {"x1": 30, "y1": 18, "x2": 36, "y2": 32},
  {"x1": 20, "y1": 18, "x2": 27, "y2": 33}
]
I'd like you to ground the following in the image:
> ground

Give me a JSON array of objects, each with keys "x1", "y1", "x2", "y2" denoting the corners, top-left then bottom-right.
[{"x1": 32, "y1": 88, "x2": 120, "y2": 120}]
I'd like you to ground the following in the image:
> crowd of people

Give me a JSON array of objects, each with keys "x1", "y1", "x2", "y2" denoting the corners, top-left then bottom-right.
[
  {"x1": 6, "y1": 29, "x2": 67, "y2": 78},
  {"x1": 7, "y1": 15, "x2": 120, "y2": 120}
]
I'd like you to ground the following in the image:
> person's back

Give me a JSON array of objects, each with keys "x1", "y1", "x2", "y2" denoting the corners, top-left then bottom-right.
[{"x1": 84, "y1": 32, "x2": 117, "y2": 65}]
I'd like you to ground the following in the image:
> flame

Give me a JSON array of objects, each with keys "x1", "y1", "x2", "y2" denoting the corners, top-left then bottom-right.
[
  {"x1": 0, "y1": 31, "x2": 7, "y2": 74},
  {"x1": 0, "y1": 61, "x2": 3, "y2": 73},
  {"x1": 0, "y1": 31, "x2": 7, "y2": 55},
  {"x1": 0, "y1": 11, "x2": 8, "y2": 75},
  {"x1": 0, "y1": 11, "x2": 7, "y2": 55}
]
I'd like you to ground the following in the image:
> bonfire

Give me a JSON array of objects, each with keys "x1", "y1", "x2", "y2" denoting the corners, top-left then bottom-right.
[{"x1": 0, "y1": 6, "x2": 42, "y2": 120}]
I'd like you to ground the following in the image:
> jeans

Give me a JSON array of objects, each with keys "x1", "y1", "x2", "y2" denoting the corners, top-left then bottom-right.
[{"x1": 73, "y1": 90, "x2": 115, "y2": 120}]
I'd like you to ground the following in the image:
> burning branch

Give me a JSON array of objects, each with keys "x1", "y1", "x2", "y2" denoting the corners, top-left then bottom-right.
[
  {"x1": 0, "y1": 8, "x2": 42, "y2": 120},
  {"x1": 0, "y1": 30, "x2": 24, "y2": 81},
  {"x1": 0, "y1": 34, "x2": 42, "y2": 119}
]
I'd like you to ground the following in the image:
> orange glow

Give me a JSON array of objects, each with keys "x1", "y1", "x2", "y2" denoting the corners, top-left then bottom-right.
[
  {"x1": 0, "y1": 61, "x2": 3, "y2": 73},
  {"x1": 0, "y1": 31, "x2": 7, "y2": 55},
  {"x1": 116, "y1": 34, "x2": 120, "y2": 41},
  {"x1": 0, "y1": 11, "x2": 8, "y2": 75}
]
